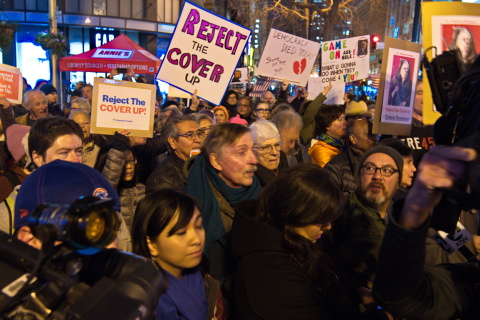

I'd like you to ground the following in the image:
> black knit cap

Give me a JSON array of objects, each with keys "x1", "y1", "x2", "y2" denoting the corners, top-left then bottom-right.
[
  {"x1": 357, "y1": 146, "x2": 404, "y2": 183},
  {"x1": 40, "y1": 84, "x2": 57, "y2": 95}
]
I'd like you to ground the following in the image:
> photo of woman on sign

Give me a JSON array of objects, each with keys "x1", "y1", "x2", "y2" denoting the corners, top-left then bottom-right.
[{"x1": 388, "y1": 58, "x2": 412, "y2": 107}]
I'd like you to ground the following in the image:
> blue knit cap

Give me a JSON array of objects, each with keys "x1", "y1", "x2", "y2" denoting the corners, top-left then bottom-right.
[{"x1": 15, "y1": 160, "x2": 120, "y2": 230}]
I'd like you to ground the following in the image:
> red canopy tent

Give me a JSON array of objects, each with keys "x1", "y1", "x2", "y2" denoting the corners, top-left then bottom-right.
[{"x1": 59, "y1": 34, "x2": 161, "y2": 75}]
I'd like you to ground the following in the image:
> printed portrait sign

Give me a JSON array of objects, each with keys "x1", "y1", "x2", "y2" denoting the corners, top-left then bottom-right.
[
  {"x1": 231, "y1": 67, "x2": 249, "y2": 84},
  {"x1": 373, "y1": 38, "x2": 422, "y2": 136},
  {"x1": 0, "y1": 64, "x2": 22, "y2": 104},
  {"x1": 422, "y1": 1, "x2": 480, "y2": 124},
  {"x1": 91, "y1": 78, "x2": 155, "y2": 137},
  {"x1": 156, "y1": 1, "x2": 251, "y2": 106},
  {"x1": 320, "y1": 35, "x2": 370, "y2": 85},
  {"x1": 257, "y1": 29, "x2": 320, "y2": 86}
]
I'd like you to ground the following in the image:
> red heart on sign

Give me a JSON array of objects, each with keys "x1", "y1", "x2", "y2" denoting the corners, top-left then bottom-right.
[{"x1": 293, "y1": 58, "x2": 307, "y2": 75}]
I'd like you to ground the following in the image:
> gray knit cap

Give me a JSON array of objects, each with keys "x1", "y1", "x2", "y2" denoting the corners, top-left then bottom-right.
[{"x1": 357, "y1": 146, "x2": 404, "y2": 183}]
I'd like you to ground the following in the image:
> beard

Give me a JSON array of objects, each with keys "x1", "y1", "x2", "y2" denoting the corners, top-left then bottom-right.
[{"x1": 361, "y1": 181, "x2": 392, "y2": 207}]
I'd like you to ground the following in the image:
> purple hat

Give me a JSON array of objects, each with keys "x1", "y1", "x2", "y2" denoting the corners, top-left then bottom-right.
[{"x1": 15, "y1": 160, "x2": 120, "y2": 229}]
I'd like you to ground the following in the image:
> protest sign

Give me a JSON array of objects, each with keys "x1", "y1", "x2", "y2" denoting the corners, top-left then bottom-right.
[
  {"x1": 0, "y1": 64, "x2": 22, "y2": 104},
  {"x1": 320, "y1": 35, "x2": 370, "y2": 85},
  {"x1": 257, "y1": 29, "x2": 320, "y2": 86},
  {"x1": 157, "y1": 1, "x2": 251, "y2": 105},
  {"x1": 373, "y1": 37, "x2": 422, "y2": 136},
  {"x1": 91, "y1": 78, "x2": 155, "y2": 137},
  {"x1": 307, "y1": 77, "x2": 344, "y2": 104},
  {"x1": 422, "y1": 1, "x2": 480, "y2": 124},
  {"x1": 231, "y1": 67, "x2": 249, "y2": 84}
]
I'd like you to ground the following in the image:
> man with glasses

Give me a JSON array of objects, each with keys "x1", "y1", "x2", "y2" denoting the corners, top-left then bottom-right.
[
  {"x1": 16, "y1": 90, "x2": 50, "y2": 127},
  {"x1": 330, "y1": 146, "x2": 404, "y2": 314},
  {"x1": 146, "y1": 115, "x2": 201, "y2": 192}
]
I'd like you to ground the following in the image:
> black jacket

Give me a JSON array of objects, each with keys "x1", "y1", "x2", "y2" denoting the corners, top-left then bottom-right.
[
  {"x1": 254, "y1": 151, "x2": 289, "y2": 187},
  {"x1": 232, "y1": 200, "x2": 333, "y2": 320},
  {"x1": 373, "y1": 214, "x2": 480, "y2": 320},
  {"x1": 324, "y1": 147, "x2": 362, "y2": 199},
  {"x1": 145, "y1": 152, "x2": 186, "y2": 193}
]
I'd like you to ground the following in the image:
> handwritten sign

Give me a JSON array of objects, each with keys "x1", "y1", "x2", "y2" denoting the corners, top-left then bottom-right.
[
  {"x1": 320, "y1": 35, "x2": 370, "y2": 85},
  {"x1": 257, "y1": 29, "x2": 320, "y2": 86},
  {"x1": 156, "y1": 1, "x2": 251, "y2": 105},
  {"x1": 0, "y1": 64, "x2": 22, "y2": 104},
  {"x1": 91, "y1": 78, "x2": 155, "y2": 137}
]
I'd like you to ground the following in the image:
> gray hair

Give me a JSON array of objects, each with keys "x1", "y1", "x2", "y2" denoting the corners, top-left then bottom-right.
[
  {"x1": 69, "y1": 109, "x2": 90, "y2": 120},
  {"x1": 271, "y1": 110, "x2": 303, "y2": 133},
  {"x1": 23, "y1": 89, "x2": 46, "y2": 109},
  {"x1": 163, "y1": 114, "x2": 197, "y2": 153},
  {"x1": 71, "y1": 97, "x2": 91, "y2": 113},
  {"x1": 193, "y1": 113, "x2": 214, "y2": 126},
  {"x1": 249, "y1": 120, "x2": 279, "y2": 145}
]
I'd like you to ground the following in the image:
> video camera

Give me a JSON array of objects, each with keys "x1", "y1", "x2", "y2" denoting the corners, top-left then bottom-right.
[
  {"x1": 0, "y1": 197, "x2": 165, "y2": 320},
  {"x1": 424, "y1": 49, "x2": 480, "y2": 243}
]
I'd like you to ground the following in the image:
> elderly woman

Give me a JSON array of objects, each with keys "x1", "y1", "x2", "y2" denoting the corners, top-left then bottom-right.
[
  {"x1": 249, "y1": 120, "x2": 288, "y2": 186},
  {"x1": 69, "y1": 109, "x2": 100, "y2": 167},
  {"x1": 193, "y1": 113, "x2": 214, "y2": 147},
  {"x1": 309, "y1": 105, "x2": 347, "y2": 168}
]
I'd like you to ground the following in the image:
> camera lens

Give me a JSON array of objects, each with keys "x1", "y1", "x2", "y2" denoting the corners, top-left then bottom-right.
[{"x1": 30, "y1": 197, "x2": 119, "y2": 249}]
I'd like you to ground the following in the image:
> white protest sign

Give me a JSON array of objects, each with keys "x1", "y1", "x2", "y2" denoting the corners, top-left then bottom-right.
[
  {"x1": 257, "y1": 29, "x2": 320, "y2": 86},
  {"x1": 157, "y1": 1, "x2": 251, "y2": 105},
  {"x1": 91, "y1": 78, "x2": 155, "y2": 137},
  {"x1": 0, "y1": 64, "x2": 22, "y2": 104},
  {"x1": 320, "y1": 35, "x2": 370, "y2": 85},
  {"x1": 307, "y1": 77, "x2": 345, "y2": 104}
]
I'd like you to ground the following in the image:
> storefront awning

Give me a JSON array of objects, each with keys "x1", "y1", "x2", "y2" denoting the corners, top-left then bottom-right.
[{"x1": 59, "y1": 34, "x2": 161, "y2": 75}]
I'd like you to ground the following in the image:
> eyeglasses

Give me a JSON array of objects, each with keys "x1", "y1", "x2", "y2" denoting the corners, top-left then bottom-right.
[
  {"x1": 255, "y1": 108, "x2": 270, "y2": 113},
  {"x1": 361, "y1": 164, "x2": 398, "y2": 177},
  {"x1": 253, "y1": 142, "x2": 283, "y2": 153},
  {"x1": 178, "y1": 130, "x2": 206, "y2": 140},
  {"x1": 33, "y1": 99, "x2": 48, "y2": 108},
  {"x1": 125, "y1": 159, "x2": 137, "y2": 166}
]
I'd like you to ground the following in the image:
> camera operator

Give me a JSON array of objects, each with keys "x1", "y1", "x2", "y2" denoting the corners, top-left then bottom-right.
[
  {"x1": 2, "y1": 160, "x2": 164, "y2": 319},
  {"x1": 372, "y1": 145, "x2": 479, "y2": 319}
]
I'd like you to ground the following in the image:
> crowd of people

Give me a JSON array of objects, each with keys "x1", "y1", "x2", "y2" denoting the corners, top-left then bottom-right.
[{"x1": 1, "y1": 60, "x2": 479, "y2": 320}]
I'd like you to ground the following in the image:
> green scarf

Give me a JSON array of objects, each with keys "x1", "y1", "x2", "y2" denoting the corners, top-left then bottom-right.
[
  {"x1": 186, "y1": 154, "x2": 261, "y2": 252},
  {"x1": 318, "y1": 133, "x2": 346, "y2": 152}
]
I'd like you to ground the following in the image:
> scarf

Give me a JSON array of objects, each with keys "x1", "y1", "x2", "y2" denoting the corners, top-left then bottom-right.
[
  {"x1": 318, "y1": 133, "x2": 346, "y2": 152},
  {"x1": 186, "y1": 154, "x2": 261, "y2": 252},
  {"x1": 156, "y1": 268, "x2": 208, "y2": 320}
]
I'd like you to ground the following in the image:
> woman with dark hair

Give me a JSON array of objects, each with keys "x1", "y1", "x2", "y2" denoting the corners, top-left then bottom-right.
[
  {"x1": 232, "y1": 164, "x2": 357, "y2": 319},
  {"x1": 131, "y1": 189, "x2": 208, "y2": 320},
  {"x1": 450, "y1": 27, "x2": 477, "y2": 68},
  {"x1": 309, "y1": 105, "x2": 347, "y2": 167},
  {"x1": 95, "y1": 131, "x2": 146, "y2": 251},
  {"x1": 388, "y1": 59, "x2": 412, "y2": 107},
  {"x1": 220, "y1": 90, "x2": 239, "y2": 118}
]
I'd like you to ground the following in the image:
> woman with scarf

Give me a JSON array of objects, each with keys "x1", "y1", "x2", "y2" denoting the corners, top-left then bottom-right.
[
  {"x1": 309, "y1": 105, "x2": 347, "y2": 167},
  {"x1": 131, "y1": 189, "x2": 210, "y2": 320}
]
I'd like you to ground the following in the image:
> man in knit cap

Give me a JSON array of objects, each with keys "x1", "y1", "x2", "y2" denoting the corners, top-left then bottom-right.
[
  {"x1": 40, "y1": 84, "x2": 63, "y2": 117},
  {"x1": 330, "y1": 145, "x2": 404, "y2": 312}
]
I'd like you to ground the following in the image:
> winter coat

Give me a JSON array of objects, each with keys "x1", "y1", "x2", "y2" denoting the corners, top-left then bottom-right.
[
  {"x1": 145, "y1": 152, "x2": 186, "y2": 193},
  {"x1": 373, "y1": 214, "x2": 480, "y2": 320},
  {"x1": 309, "y1": 140, "x2": 342, "y2": 168},
  {"x1": 300, "y1": 93, "x2": 327, "y2": 145},
  {"x1": 232, "y1": 200, "x2": 333, "y2": 320},
  {"x1": 324, "y1": 147, "x2": 362, "y2": 200}
]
